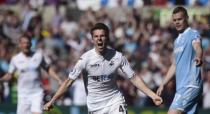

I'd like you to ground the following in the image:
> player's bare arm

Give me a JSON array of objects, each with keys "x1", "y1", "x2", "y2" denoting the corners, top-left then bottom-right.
[
  {"x1": 157, "y1": 60, "x2": 176, "y2": 96},
  {"x1": 192, "y1": 39, "x2": 203, "y2": 67},
  {"x1": 48, "y1": 66, "x2": 63, "y2": 85},
  {"x1": 43, "y1": 77, "x2": 74, "y2": 111},
  {"x1": 130, "y1": 74, "x2": 163, "y2": 105},
  {"x1": 0, "y1": 73, "x2": 13, "y2": 82}
]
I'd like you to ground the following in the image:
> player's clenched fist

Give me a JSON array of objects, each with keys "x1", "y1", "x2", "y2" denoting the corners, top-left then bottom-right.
[
  {"x1": 43, "y1": 102, "x2": 53, "y2": 111},
  {"x1": 152, "y1": 95, "x2": 163, "y2": 106}
]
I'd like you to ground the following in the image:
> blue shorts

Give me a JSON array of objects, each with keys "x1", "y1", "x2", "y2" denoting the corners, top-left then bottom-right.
[{"x1": 170, "y1": 86, "x2": 202, "y2": 114}]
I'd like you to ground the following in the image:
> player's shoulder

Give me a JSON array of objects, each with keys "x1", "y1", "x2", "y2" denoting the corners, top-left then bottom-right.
[
  {"x1": 107, "y1": 48, "x2": 123, "y2": 56},
  {"x1": 187, "y1": 27, "x2": 201, "y2": 39},
  {"x1": 34, "y1": 49, "x2": 44, "y2": 55},
  {"x1": 113, "y1": 49, "x2": 123, "y2": 57},
  {"x1": 12, "y1": 52, "x2": 23, "y2": 60},
  {"x1": 81, "y1": 49, "x2": 94, "y2": 57},
  {"x1": 79, "y1": 49, "x2": 95, "y2": 61},
  {"x1": 188, "y1": 27, "x2": 199, "y2": 35},
  {"x1": 107, "y1": 48, "x2": 124, "y2": 61},
  {"x1": 37, "y1": 50, "x2": 45, "y2": 58}
]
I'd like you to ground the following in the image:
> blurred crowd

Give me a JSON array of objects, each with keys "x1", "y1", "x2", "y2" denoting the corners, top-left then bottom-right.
[
  {"x1": 0, "y1": 0, "x2": 209, "y2": 8},
  {"x1": 0, "y1": 0, "x2": 210, "y2": 110}
]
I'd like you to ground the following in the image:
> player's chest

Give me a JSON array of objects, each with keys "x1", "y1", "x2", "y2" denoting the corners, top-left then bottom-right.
[
  {"x1": 175, "y1": 34, "x2": 188, "y2": 45},
  {"x1": 174, "y1": 36, "x2": 189, "y2": 54},
  {"x1": 15, "y1": 56, "x2": 42, "y2": 72},
  {"x1": 86, "y1": 58, "x2": 120, "y2": 75}
]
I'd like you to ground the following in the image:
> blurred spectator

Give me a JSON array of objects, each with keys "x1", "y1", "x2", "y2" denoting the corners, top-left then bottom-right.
[
  {"x1": 203, "y1": 70, "x2": 210, "y2": 108},
  {"x1": 1, "y1": 10, "x2": 22, "y2": 43},
  {"x1": 160, "y1": 80, "x2": 175, "y2": 107},
  {"x1": 70, "y1": 75, "x2": 87, "y2": 114},
  {"x1": 136, "y1": 62, "x2": 155, "y2": 106},
  {"x1": 21, "y1": 3, "x2": 38, "y2": 31},
  {"x1": 51, "y1": 5, "x2": 64, "y2": 29}
]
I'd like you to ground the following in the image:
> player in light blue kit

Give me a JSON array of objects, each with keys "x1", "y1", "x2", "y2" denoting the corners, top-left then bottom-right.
[{"x1": 156, "y1": 6, "x2": 203, "y2": 114}]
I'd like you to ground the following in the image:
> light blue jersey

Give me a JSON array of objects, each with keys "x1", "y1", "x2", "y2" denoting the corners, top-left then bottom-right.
[
  {"x1": 170, "y1": 27, "x2": 203, "y2": 113},
  {"x1": 173, "y1": 27, "x2": 203, "y2": 91}
]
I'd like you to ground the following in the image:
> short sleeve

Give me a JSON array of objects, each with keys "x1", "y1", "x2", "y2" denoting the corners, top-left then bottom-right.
[
  {"x1": 68, "y1": 56, "x2": 86, "y2": 80},
  {"x1": 8, "y1": 57, "x2": 16, "y2": 73},
  {"x1": 41, "y1": 53, "x2": 51, "y2": 70},
  {"x1": 191, "y1": 30, "x2": 201, "y2": 41},
  {"x1": 119, "y1": 55, "x2": 135, "y2": 79}
]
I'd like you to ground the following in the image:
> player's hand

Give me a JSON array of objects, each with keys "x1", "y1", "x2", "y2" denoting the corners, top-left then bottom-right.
[
  {"x1": 156, "y1": 84, "x2": 164, "y2": 96},
  {"x1": 194, "y1": 57, "x2": 202, "y2": 67},
  {"x1": 43, "y1": 102, "x2": 54, "y2": 111},
  {"x1": 152, "y1": 95, "x2": 163, "y2": 106}
]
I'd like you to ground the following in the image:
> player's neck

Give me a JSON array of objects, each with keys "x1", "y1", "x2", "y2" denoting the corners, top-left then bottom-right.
[
  {"x1": 96, "y1": 48, "x2": 107, "y2": 56},
  {"x1": 178, "y1": 26, "x2": 189, "y2": 33},
  {"x1": 22, "y1": 51, "x2": 33, "y2": 57}
]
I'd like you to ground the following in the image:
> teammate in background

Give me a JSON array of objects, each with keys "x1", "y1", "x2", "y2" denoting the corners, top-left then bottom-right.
[
  {"x1": 44, "y1": 23, "x2": 162, "y2": 114},
  {"x1": 0, "y1": 34, "x2": 62, "y2": 114},
  {"x1": 156, "y1": 6, "x2": 203, "y2": 114}
]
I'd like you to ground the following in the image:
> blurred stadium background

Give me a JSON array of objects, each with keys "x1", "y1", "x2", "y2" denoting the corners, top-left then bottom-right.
[{"x1": 0, "y1": 0, "x2": 210, "y2": 114}]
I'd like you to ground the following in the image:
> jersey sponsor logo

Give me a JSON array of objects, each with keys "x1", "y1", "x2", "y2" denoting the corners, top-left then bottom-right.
[
  {"x1": 174, "y1": 46, "x2": 184, "y2": 54},
  {"x1": 90, "y1": 75, "x2": 111, "y2": 82},
  {"x1": 20, "y1": 67, "x2": 38, "y2": 73}
]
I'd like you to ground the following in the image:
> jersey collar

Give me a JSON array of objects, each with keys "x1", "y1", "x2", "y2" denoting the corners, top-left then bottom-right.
[{"x1": 179, "y1": 27, "x2": 190, "y2": 35}]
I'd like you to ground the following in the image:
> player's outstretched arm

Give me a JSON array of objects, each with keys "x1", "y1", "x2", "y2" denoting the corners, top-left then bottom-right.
[
  {"x1": 156, "y1": 61, "x2": 176, "y2": 96},
  {"x1": 43, "y1": 77, "x2": 74, "y2": 111},
  {"x1": 0, "y1": 73, "x2": 12, "y2": 82},
  {"x1": 130, "y1": 74, "x2": 163, "y2": 106},
  {"x1": 48, "y1": 67, "x2": 63, "y2": 86}
]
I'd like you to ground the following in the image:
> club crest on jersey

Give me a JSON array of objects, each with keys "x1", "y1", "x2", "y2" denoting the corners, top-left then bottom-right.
[{"x1": 109, "y1": 60, "x2": 114, "y2": 66}]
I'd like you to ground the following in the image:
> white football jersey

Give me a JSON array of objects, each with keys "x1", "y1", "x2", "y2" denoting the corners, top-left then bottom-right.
[
  {"x1": 68, "y1": 48, "x2": 135, "y2": 111},
  {"x1": 8, "y1": 50, "x2": 50, "y2": 96}
]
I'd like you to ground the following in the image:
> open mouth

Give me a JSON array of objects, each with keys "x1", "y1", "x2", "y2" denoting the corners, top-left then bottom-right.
[{"x1": 98, "y1": 42, "x2": 103, "y2": 47}]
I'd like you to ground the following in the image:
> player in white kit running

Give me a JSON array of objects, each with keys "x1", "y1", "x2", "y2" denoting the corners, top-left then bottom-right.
[
  {"x1": 0, "y1": 34, "x2": 62, "y2": 114},
  {"x1": 43, "y1": 23, "x2": 163, "y2": 114}
]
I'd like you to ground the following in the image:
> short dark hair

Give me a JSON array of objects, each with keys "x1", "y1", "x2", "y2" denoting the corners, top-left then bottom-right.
[
  {"x1": 19, "y1": 33, "x2": 31, "y2": 42},
  {"x1": 172, "y1": 6, "x2": 188, "y2": 18},
  {"x1": 90, "y1": 23, "x2": 109, "y2": 37}
]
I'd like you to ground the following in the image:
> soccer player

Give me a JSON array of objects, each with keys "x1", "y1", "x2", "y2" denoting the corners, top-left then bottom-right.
[
  {"x1": 43, "y1": 23, "x2": 162, "y2": 114},
  {"x1": 156, "y1": 6, "x2": 203, "y2": 114},
  {"x1": 0, "y1": 34, "x2": 62, "y2": 114}
]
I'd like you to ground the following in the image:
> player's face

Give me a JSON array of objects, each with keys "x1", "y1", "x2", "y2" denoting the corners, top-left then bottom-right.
[
  {"x1": 172, "y1": 12, "x2": 188, "y2": 32},
  {"x1": 19, "y1": 37, "x2": 31, "y2": 54},
  {"x1": 92, "y1": 29, "x2": 108, "y2": 54}
]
